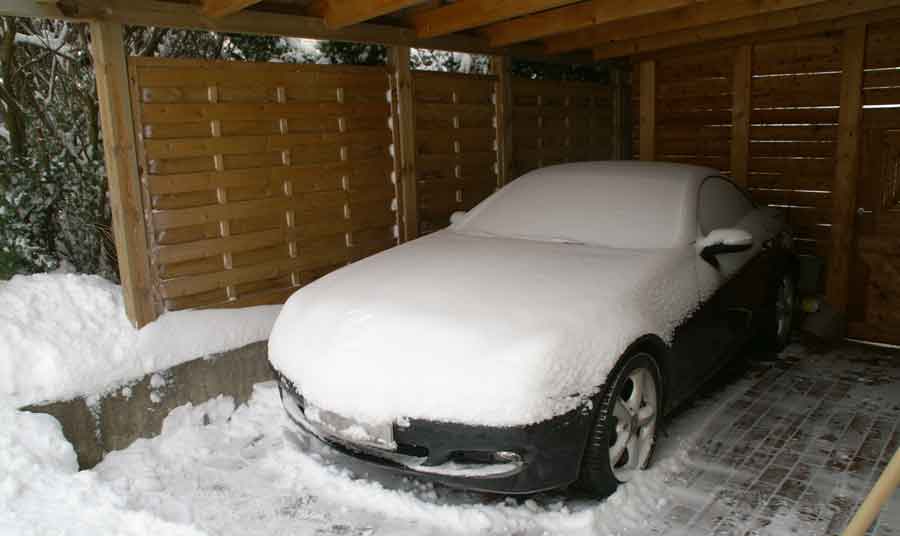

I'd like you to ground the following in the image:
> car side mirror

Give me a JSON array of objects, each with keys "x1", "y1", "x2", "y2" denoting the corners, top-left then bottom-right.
[
  {"x1": 450, "y1": 211, "x2": 467, "y2": 225},
  {"x1": 699, "y1": 228, "x2": 753, "y2": 269}
]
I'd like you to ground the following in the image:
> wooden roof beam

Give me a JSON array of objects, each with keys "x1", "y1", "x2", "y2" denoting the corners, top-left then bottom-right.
[
  {"x1": 322, "y1": 0, "x2": 424, "y2": 29},
  {"x1": 592, "y1": 0, "x2": 900, "y2": 60},
  {"x1": 202, "y1": 0, "x2": 263, "y2": 18},
  {"x1": 13, "y1": 0, "x2": 592, "y2": 63},
  {"x1": 546, "y1": 0, "x2": 832, "y2": 54},
  {"x1": 412, "y1": 0, "x2": 582, "y2": 39},
  {"x1": 480, "y1": 0, "x2": 701, "y2": 48}
]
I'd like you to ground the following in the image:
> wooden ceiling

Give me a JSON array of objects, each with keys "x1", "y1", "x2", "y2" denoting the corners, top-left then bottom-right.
[{"x1": 9, "y1": 0, "x2": 900, "y2": 61}]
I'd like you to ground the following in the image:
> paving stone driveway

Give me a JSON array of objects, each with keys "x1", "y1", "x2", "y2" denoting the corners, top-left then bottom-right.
[{"x1": 656, "y1": 342, "x2": 899, "y2": 536}]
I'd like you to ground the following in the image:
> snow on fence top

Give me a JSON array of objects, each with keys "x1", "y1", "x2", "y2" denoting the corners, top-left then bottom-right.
[{"x1": 0, "y1": 273, "x2": 279, "y2": 408}]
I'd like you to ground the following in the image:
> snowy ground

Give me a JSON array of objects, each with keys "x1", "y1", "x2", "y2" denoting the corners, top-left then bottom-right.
[
  {"x1": 91, "y1": 381, "x2": 706, "y2": 536},
  {"x1": 4, "y1": 343, "x2": 898, "y2": 536}
]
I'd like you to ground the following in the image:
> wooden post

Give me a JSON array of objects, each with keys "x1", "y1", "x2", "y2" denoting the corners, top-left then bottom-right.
[
  {"x1": 388, "y1": 46, "x2": 418, "y2": 242},
  {"x1": 491, "y1": 55, "x2": 513, "y2": 186},
  {"x1": 639, "y1": 59, "x2": 656, "y2": 161},
  {"x1": 731, "y1": 44, "x2": 752, "y2": 186},
  {"x1": 610, "y1": 61, "x2": 633, "y2": 160},
  {"x1": 842, "y1": 448, "x2": 900, "y2": 536},
  {"x1": 90, "y1": 20, "x2": 156, "y2": 328},
  {"x1": 826, "y1": 25, "x2": 867, "y2": 312}
]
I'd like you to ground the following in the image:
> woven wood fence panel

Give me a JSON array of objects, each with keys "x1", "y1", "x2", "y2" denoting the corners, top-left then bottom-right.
[
  {"x1": 511, "y1": 78, "x2": 613, "y2": 176},
  {"x1": 129, "y1": 58, "x2": 399, "y2": 312},
  {"x1": 413, "y1": 71, "x2": 499, "y2": 235}
]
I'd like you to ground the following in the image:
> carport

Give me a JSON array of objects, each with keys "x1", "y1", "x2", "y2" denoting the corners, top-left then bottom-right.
[
  {"x1": 3, "y1": 0, "x2": 898, "y2": 346},
  {"x1": 2, "y1": 0, "x2": 898, "y2": 534}
]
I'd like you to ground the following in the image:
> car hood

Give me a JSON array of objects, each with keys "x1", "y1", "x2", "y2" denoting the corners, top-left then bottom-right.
[{"x1": 268, "y1": 231, "x2": 698, "y2": 427}]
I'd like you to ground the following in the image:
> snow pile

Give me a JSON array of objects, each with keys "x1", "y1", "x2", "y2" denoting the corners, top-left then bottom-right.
[
  {"x1": 0, "y1": 273, "x2": 280, "y2": 407},
  {"x1": 0, "y1": 407, "x2": 205, "y2": 536},
  {"x1": 453, "y1": 161, "x2": 712, "y2": 250},
  {"x1": 270, "y1": 231, "x2": 701, "y2": 427},
  {"x1": 270, "y1": 162, "x2": 782, "y2": 428},
  {"x1": 92, "y1": 382, "x2": 696, "y2": 535}
]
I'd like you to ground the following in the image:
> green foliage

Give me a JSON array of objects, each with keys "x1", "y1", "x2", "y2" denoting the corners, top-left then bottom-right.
[
  {"x1": 0, "y1": 153, "x2": 116, "y2": 279},
  {"x1": 317, "y1": 41, "x2": 387, "y2": 65}
]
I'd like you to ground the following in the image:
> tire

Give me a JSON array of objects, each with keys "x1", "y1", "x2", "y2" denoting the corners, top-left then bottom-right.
[
  {"x1": 576, "y1": 352, "x2": 662, "y2": 498},
  {"x1": 759, "y1": 272, "x2": 796, "y2": 351}
]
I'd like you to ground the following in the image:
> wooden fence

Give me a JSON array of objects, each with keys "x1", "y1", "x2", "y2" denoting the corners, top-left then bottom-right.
[
  {"x1": 632, "y1": 22, "x2": 900, "y2": 345},
  {"x1": 634, "y1": 38, "x2": 841, "y2": 259},
  {"x1": 126, "y1": 57, "x2": 615, "y2": 321}
]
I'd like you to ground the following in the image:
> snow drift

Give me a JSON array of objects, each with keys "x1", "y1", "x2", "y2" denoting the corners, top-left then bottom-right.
[{"x1": 0, "y1": 273, "x2": 280, "y2": 407}]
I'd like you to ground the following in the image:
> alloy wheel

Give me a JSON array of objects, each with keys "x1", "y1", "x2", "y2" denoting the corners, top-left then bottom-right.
[{"x1": 608, "y1": 367, "x2": 658, "y2": 481}]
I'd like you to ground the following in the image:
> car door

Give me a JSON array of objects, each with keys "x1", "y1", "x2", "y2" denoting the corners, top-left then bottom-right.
[
  {"x1": 695, "y1": 176, "x2": 760, "y2": 354},
  {"x1": 670, "y1": 177, "x2": 757, "y2": 397}
]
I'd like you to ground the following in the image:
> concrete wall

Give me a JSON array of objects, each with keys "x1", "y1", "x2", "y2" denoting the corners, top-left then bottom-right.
[{"x1": 24, "y1": 341, "x2": 272, "y2": 468}]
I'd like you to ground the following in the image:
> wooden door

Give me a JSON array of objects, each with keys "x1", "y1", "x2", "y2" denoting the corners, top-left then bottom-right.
[{"x1": 847, "y1": 129, "x2": 900, "y2": 345}]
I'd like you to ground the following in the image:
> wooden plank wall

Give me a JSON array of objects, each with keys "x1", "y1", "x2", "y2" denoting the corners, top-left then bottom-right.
[
  {"x1": 749, "y1": 35, "x2": 843, "y2": 258},
  {"x1": 655, "y1": 49, "x2": 736, "y2": 174},
  {"x1": 413, "y1": 71, "x2": 499, "y2": 235},
  {"x1": 633, "y1": 35, "x2": 845, "y2": 259},
  {"x1": 130, "y1": 58, "x2": 399, "y2": 312},
  {"x1": 511, "y1": 78, "x2": 613, "y2": 176}
]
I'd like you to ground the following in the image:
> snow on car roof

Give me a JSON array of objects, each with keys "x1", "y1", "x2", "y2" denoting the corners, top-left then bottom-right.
[{"x1": 453, "y1": 161, "x2": 717, "y2": 249}]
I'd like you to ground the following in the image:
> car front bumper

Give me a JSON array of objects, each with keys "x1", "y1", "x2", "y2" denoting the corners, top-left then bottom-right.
[{"x1": 276, "y1": 374, "x2": 595, "y2": 494}]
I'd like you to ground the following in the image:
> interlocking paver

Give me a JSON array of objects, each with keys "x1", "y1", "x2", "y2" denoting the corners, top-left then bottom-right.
[{"x1": 650, "y1": 341, "x2": 899, "y2": 535}]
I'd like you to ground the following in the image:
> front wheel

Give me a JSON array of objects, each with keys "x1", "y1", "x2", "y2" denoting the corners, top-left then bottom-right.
[{"x1": 576, "y1": 352, "x2": 662, "y2": 498}]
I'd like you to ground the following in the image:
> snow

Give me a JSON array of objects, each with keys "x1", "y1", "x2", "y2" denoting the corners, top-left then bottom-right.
[
  {"x1": 452, "y1": 161, "x2": 715, "y2": 249},
  {"x1": 269, "y1": 163, "x2": 779, "y2": 428},
  {"x1": 0, "y1": 273, "x2": 280, "y2": 408},
  {"x1": 0, "y1": 406, "x2": 204, "y2": 536},
  {"x1": 696, "y1": 227, "x2": 754, "y2": 249},
  {"x1": 85, "y1": 381, "x2": 712, "y2": 535}
]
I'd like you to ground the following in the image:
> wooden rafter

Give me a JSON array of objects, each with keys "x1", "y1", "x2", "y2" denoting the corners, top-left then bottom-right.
[
  {"x1": 592, "y1": 0, "x2": 900, "y2": 60},
  {"x1": 481, "y1": 0, "x2": 700, "y2": 48},
  {"x1": 411, "y1": 0, "x2": 582, "y2": 39},
  {"x1": 202, "y1": 0, "x2": 263, "y2": 18},
  {"x1": 322, "y1": 0, "x2": 423, "y2": 29},
  {"x1": 546, "y1": 0, "x2": 831, "y2": 54},
  {"x1": 482, "y1": 3, "x2": 594, "y2": 47},
  {"x1": 0, "y1": 0, "x2": 592, "y2": 62}
]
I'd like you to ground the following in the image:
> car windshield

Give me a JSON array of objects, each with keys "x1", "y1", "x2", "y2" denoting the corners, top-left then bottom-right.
[{"x1": 453, "y1": 162, "x2": 699, "y2": 250}]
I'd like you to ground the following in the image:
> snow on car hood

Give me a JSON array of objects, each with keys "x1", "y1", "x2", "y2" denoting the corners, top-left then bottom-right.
[{"x1": 269, "y1": 231, "x2": 699, "y2": 427}]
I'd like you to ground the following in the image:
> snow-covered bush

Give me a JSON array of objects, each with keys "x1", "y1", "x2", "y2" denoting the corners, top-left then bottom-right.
[{"x1": 0, "y1": 154, "x2": 115, "y2": 279}]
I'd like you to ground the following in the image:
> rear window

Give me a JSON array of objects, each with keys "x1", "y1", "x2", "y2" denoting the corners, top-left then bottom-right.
[{"x1": 453, "y1": 163, "x2": 696, "y2": 249}]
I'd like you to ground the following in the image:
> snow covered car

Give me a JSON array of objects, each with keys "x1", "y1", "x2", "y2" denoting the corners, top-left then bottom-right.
[{"x1": 269, "y1": 161, "x2": 795, "y2": 497}]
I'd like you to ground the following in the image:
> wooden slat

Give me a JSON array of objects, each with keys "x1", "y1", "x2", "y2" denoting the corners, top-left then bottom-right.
[
  {"x1": 593, "y1": 0, "x2": 900, "y2": 60},
  {"x1": 92, "y1": 21, "x2": 157, "y2": 328},
  {"x1": 640, "y1": 59, "x2": 656, "y2": 160},
  {"x1": 826, "y1": 25, "x2": 867, "y2": 312},
  {"x1": 411, "y1": 0, "x2": 581, "y2": 39},
  {"x1": 202, "y1": 0, "x2": 262, "y2": 18},
  {"x1": 547, "y1": 0, "x2": 831, "y2": 54},
  {"x1": 731, "y1": 45, "x2": 752, "y2": 187}
]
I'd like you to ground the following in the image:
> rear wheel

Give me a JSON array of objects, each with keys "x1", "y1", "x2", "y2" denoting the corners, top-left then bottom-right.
[
  {"x1": 759, "y1": 273, "x2": 795, "y2": 351},
  {"x1": 576, "y1": 352, "x2": 662, "y2": 498}
]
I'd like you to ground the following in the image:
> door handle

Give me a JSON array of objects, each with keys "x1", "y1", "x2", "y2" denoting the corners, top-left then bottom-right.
[{"x1": 857, "y1": 207, "x2": 874, "y2": 216}]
